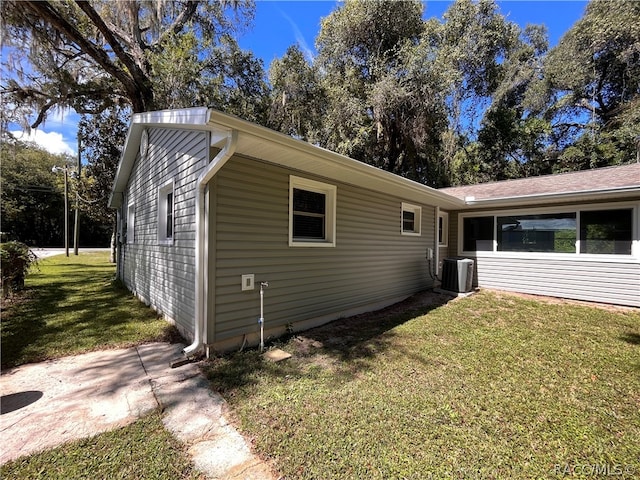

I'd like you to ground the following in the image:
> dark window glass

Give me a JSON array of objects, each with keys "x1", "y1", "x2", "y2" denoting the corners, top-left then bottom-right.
[
  {"x1": 463, "y1": 216, "x2": 494, "y2": 251},
  {"x1": 166, "y1": 192, "x2": 173, "y2": 239},
  {"x1": 497, "y1": 213, "x2": 576, "y2": 253},
  {"x1": 403, "y1": 210, "x2": 416, "y2": 232},
  {"x1": 580, "y1": 209, "x2": 632, "y2": 254},
  {"x1": 293, "y1": 188, "x2": 325, "y2": 239},
  {"x1": 438, "y1": 216, "x2": 444, "y2": 243}
]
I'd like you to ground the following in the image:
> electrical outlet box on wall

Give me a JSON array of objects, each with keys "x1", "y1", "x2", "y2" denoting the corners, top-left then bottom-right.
[{"x1": 241, "y1": 274, "x2": 255, "y2": 291}]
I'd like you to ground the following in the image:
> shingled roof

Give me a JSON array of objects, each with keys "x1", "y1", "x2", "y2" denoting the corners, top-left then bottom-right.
[{"x1": 440, "y1": 163, "x2": 640, "y2": 206}]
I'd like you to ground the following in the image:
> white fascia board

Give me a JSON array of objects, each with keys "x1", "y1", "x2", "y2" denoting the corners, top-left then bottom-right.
[
  {"x1": 463, "y1": 186, "x2": 640, "y2": 209},
  {"x1": 131, "y1": 107, "x2": 210, "y2": 129}
]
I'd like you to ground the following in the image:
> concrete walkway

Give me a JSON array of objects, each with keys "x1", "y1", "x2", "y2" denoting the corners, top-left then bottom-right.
[{"x1": 0, "y1": 343, "x2": 277, "y2": 479}]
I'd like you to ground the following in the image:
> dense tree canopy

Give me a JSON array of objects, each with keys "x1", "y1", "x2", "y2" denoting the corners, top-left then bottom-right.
[
  {"x1": 267, "y1": 0, "x2": 638, "y2": 186},
  {"x1": 1, "y1": 0, "x2": 265, "y2": 129},
  {"x1": 1, "y1": 140, "x2": 112, "y2": 246},
  {"x1": 542, "y1": 0, "x2": 640, "y2": 172}
]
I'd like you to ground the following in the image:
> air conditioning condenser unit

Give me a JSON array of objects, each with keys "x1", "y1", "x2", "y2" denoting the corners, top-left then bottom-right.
[{"x1": 441, "y1": 257, "x2": 474, "y2": 293}]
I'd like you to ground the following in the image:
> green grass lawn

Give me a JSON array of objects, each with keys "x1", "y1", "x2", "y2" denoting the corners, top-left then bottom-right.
[
  {"x1": 1, "y1": 252, "x2": 201, "y2": 479},
  {"x1": 1, "y1": 252, "x2": 180, "y2": 369},
  {"x1": 0, "y1": 411, "x2": 205, "y2": 480},
  {"x1": 203, "y1": 290, "x2": 640, "y2": 479}
]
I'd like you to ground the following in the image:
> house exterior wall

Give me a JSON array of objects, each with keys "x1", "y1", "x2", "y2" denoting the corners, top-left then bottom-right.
[
  {"x1": 207, "y1": 155, "x2": 436, "y2": 350},
  {"x1": 119, "y1": 127, "x2": 208, "y2": 337},
  {"x1": 446, "y1": 200, "x2": 640, "y2": 307}
]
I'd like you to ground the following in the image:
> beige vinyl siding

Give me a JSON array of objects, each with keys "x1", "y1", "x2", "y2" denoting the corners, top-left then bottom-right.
[
  {"x1": 121, "y1": 127, "x2": 207, "y2": 336},
  {"x1": 469, "y1": 256, "x2": 640, "y2": 307},
  {"x1": 209, "y1": 155, "x2": 435, "y2": 345}
]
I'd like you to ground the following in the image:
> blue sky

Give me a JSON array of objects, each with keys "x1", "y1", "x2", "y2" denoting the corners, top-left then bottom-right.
[
  {"x1": 12, "y1": 0, "x2": 588, "y2": 156},
  {"x1": 239, "y1": 1, "x2": 589, "y2": 65}
]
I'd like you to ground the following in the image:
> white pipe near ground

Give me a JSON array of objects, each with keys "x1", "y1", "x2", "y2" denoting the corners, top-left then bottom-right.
[{"x1": 258, "y1": 281, "x2": 268, "y2": 351}]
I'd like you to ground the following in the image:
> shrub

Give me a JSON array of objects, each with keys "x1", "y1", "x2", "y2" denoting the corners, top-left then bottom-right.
[{"x1": 1, "y1": 241, "x2": 37, "y2": 298}]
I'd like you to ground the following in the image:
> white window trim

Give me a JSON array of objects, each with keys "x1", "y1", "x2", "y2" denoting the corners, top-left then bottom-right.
[
  {"x1": 401, "y1": 202, "x2": 422, "y2": 236},
  {"x1": 127, "y1": 202, "x2": 135, "y2": 244},
  {"x1": 438, "y1": 212, "x2": 449, "y2": 247},
  {"x1": 289, "y1": 175, "x2": 337, "y2": 247},
  {"x1": 458, "y1": 201, "x2": 639, "y2": 261},
  {"x1": 158, "y1": 179, "x2": 175, "y2": 245}
]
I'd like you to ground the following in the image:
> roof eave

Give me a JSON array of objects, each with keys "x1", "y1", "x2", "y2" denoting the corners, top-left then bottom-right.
[
  {"x1": 462, "y1": 186, "x2": 640, "y2": 209},
  {"x1": 206, "y1": 110, "x2": 466, "y2": 210},
  {"x1": 109, "y1": 107, "x2": 467, "y2": 211}
]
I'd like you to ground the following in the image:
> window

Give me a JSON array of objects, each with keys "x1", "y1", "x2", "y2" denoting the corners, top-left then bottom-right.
[
  {"x1": 461, "y1": 206, "x2": 635, "y2": 256},
  {"x1": 438, "y1": 212, "x2": 449, "y2": 246},
  {"x1": 580, "y1": 209, "x2": 632, "y2": 255},
  {"x1": 127, "y1": 203, "x2": 135, "y2": 244},
  {"x1": 158, "y1": 180, "x2": 175, "y2": 244},
  {"x1": 289, "y1": 176, "x2": 336, "y2": 247},
  {"x1": 401, "y1": 203, "x2": 421, "y2": 236},
  {"x1": 497, "y1": 213, "x2": 576, "y2": 253},
  {"x1": 463, "y1": 216, "x2": 494, "y2": 251}
]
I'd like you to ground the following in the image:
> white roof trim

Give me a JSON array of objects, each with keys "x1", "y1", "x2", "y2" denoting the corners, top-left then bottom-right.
[
  {"x1": 463, "y1": 186, "x2": 640, "y2": 208},
  {"x1": 109, "y1": 108, "x2": 466, "y2": 210}
]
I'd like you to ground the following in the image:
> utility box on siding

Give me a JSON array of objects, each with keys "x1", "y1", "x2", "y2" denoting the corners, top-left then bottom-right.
[{"x1": 441, "y1": 258, "x2": 474, "y2": 293}]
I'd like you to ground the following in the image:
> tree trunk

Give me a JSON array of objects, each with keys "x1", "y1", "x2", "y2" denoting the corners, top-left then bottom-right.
[{"x1": 109, "y1": 221, "x2": 117, "y2": 264}]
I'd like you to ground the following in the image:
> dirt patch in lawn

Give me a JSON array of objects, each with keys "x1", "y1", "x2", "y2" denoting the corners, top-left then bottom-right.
[{"x1": 285, "y1": 289, "x2": 455, "y2": 361}]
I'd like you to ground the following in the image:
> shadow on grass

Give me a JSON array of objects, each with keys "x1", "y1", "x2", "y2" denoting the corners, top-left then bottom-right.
[
  {"x1": 620, "y1": 332, "x2": 640, "y2": 345},
  {"x1": 203, "y1": 291, "x2": 452, "y2": 395},
  {"x1": 1, "y1": 259, "x2": 180, "y2": 370}
]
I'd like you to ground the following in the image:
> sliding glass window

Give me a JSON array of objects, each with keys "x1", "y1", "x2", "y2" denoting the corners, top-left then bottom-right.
[{"x1": 497, "y1": 213, "x2": 576, "y2": 253}]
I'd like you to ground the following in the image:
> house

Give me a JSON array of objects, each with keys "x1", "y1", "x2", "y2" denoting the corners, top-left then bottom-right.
[
  {"x1": 439, "y1": 163, "x2": 640, "y2": 307},
  {"x1": 109, "y1": 108, "x2": 640, "y2": 357},
  {"x1": 108, "y1": 108, "x2": 463, "y2": 356}
]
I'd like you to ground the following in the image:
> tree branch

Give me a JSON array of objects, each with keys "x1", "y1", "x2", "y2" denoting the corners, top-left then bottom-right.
[
  {"x1": 22, "y1": 1, "x2": 145, "y2": 111},
  {"x1": 154, "y1": 0, "x2": 201, "y2": 49},
  {"x1": 74, "y1": 0, "x2": 151, "y2": 108}
]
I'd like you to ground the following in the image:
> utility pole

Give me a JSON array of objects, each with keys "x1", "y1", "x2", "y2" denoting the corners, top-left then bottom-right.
[
  {"x1": 73, "y1": 136, "x2": 81, "y2": 255},
  {"x1": 52, "y1": 165, "x2": 69, "y2": 256}
]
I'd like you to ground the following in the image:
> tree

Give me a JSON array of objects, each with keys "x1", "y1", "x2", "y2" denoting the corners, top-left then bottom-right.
[
  {"x1": 267, "y1": 45, "x2": 326, "y2": 143},
  {"x1": 541, "y1": 0, "x2": 640, "y2": 169},
  {"x1": 1, "y1": 0, "x2": 258, "y2": 129},
  {"x1": 1, "y1": 140, "x2": 68, "y2": 246},
  {"x1": 77, "y1": 106, "x2": 129, "y2": 259},
  {"x1": 474, "y1": 25, "x2": 552, "y2": 179},
  {"x1": 316, "y1": 0, "x2": 449, "y2": 184}
]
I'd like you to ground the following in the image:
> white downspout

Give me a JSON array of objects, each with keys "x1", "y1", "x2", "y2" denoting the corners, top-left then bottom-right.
[{"x1": 183, "y1": 128, "x2": 238, "y2": 357}]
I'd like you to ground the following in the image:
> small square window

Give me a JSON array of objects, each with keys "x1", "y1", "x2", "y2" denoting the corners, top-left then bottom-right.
[
  {"x1": 289, "y1": 176, "x2": 336, "y2": 247},
  {"x1": 158, "y1": 180, "x2": 175, "y2": 245},
  {"x1": 401, "y1": 203, "x2": 421, "y2": 236}
]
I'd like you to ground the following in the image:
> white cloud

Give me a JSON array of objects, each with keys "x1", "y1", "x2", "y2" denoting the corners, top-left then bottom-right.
[
  {"x1": 281, "y1": 11, "x2": 316, "y2": 63},
  {"x1": 10, "y1": 129, "x2": 76, "y2": 156}
]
